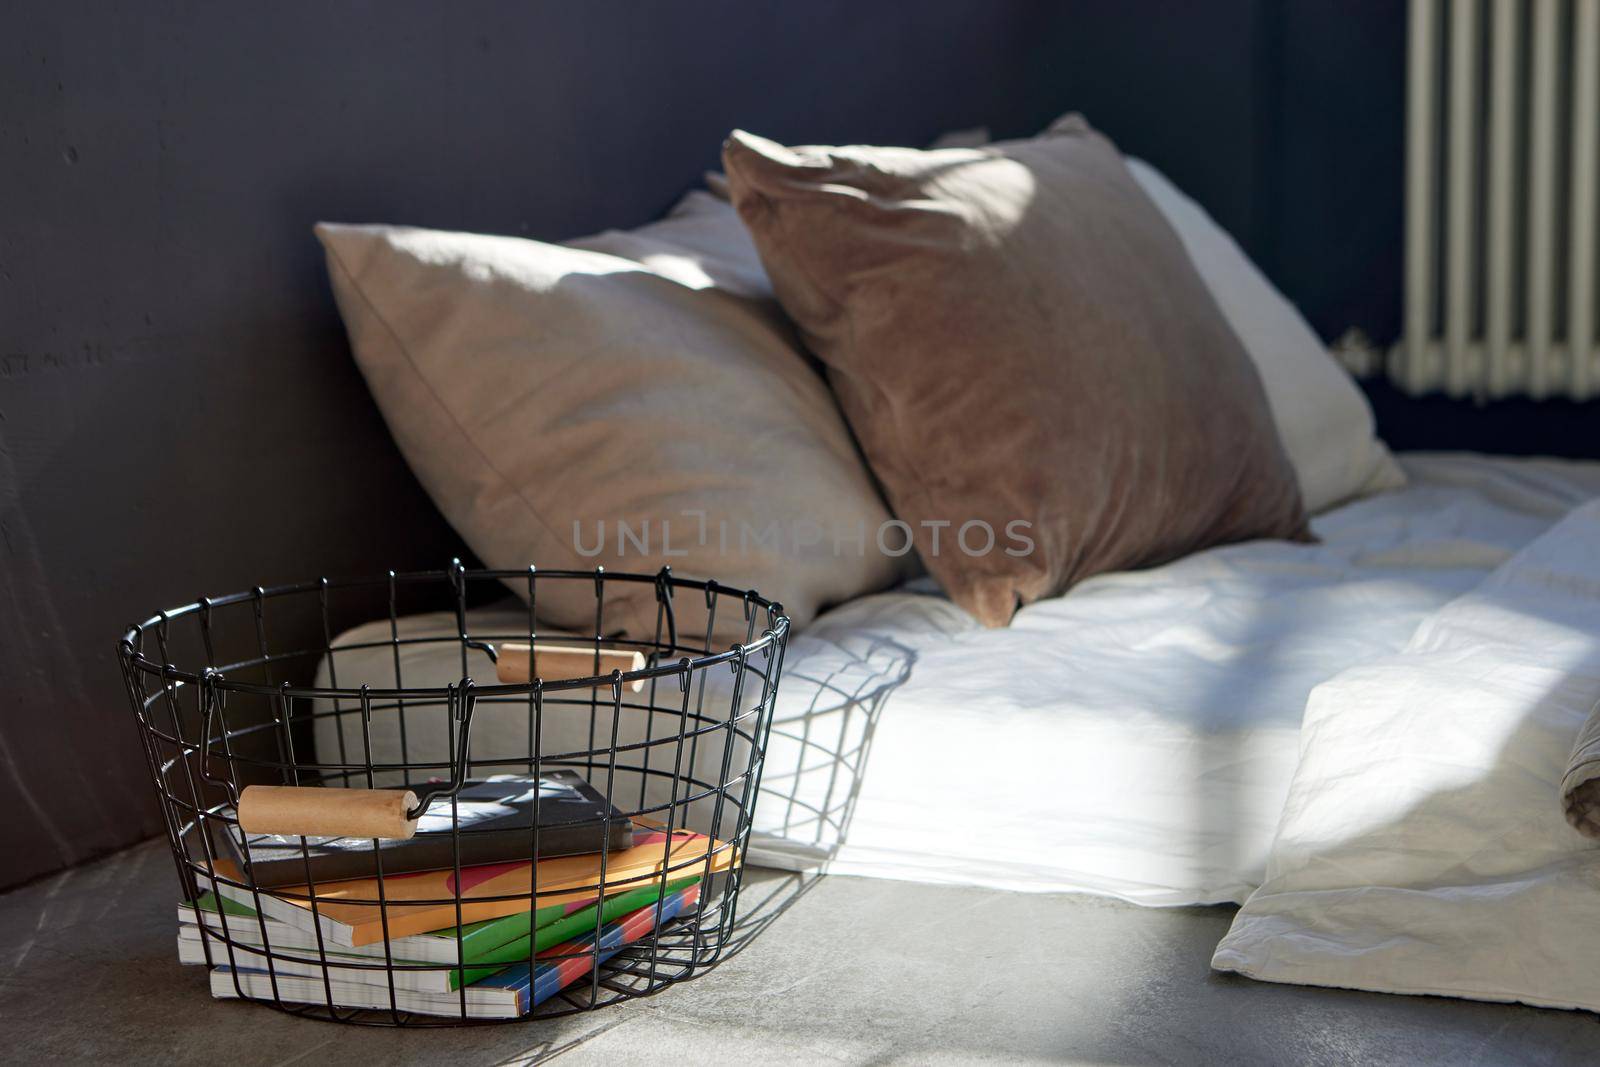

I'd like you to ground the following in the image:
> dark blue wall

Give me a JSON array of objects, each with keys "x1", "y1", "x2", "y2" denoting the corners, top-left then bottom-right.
[{"x1": 1024, "y1": 1, "x2": 1597, "y2": 459}]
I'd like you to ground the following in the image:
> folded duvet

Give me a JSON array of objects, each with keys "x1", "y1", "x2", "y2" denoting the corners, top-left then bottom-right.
[
  {"x1": 1561, "y1": 698, "x2": 1600, "y2": 838},
  {"x1": 1214, "y1": 500, "x2": 1600, "y2": 1011}
]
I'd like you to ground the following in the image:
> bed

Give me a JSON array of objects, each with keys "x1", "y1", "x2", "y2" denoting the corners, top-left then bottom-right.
[
  {"x1": 316, "y1": 452, "x2": 1600, "y2": 908},
  {"x1": 293, "y1": 8, "x2": 1600, "y2": 1020},
  {"x1": 278, "y1": 68, "x2": 1600, "y2": 1021}
]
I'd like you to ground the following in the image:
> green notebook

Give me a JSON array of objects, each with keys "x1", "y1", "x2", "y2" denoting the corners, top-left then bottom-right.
[
  {"x1": 181, "y1": 876, "x2": 698, "y2": 989},
  {"x1": 459, "y1": 876, "x2": 700, "y2": 986}
]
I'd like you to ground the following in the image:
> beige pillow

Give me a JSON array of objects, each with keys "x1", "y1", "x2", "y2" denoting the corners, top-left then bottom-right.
[
  {"x1": 316, "y1": 198, "x2": 908, "y2": 641},
  {"x1": 723, "y1": 115, "x2": 1311, "y2": 627}
]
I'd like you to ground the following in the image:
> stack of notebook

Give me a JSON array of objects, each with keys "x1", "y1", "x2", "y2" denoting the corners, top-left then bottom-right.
[{"x1": 179, "y1": 773, "x2": 730, "y2": 1019}]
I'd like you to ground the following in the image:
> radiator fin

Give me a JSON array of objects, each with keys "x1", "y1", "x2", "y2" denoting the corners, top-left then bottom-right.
[{"x1": 1394, "y1": 0, "x2": 1600, "y2": 400}]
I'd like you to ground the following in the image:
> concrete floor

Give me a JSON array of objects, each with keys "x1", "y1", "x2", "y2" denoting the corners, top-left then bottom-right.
[{"x1": 2, "y1": 841, "x2": 1596, "y2": 1065}]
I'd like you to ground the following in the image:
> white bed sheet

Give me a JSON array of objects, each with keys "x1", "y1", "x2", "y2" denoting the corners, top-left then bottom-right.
[{"x1": 313, "y1": 453, "x2": 1600, "y2": 906}]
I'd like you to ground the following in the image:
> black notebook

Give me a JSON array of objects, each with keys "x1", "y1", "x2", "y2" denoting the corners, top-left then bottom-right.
[{"x1": 220, "y1": 771, "x2": 634, "y2": 888}]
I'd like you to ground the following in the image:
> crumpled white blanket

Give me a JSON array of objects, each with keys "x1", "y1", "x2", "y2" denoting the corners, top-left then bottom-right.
[
  {"x1": 1561, "y1": 699, "x2": 1600, "y2": 838},
  {"x1": 1214, "y1": 498, "x2": 1600, "y2": 1011}
]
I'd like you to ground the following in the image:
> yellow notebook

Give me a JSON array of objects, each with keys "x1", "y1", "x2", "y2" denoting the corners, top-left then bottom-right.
[{"x1": 208, "y1": 824, "x2": 732, "y2": 946}]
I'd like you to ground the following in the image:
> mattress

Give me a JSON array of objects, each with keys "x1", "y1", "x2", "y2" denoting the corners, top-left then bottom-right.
[{"x1": 313, "y1": 453, "x2": 1600, "y2": 906}]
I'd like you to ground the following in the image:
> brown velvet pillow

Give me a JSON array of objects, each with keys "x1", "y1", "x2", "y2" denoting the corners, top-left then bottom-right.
[{"x1": 722, "y1": 115, "x2": 1310, "y2": 627}]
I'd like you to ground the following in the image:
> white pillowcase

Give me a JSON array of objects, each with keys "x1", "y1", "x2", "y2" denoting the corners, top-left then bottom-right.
[
  {"x1": 317, "y1": 196, "x2": 908, "y2": 641},
  {"x1": 1125, "y1": 159, "x2": 1404, "y2": 513},
  {"x1": 1213, "y1": 500, "x2": 1600, "y2": 1010}
]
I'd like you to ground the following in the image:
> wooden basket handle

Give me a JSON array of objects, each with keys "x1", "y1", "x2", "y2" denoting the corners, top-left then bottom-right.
[
  {"x1": 236, "y1": 785, "x2": 419, "y2": 839},
  {"x1": 495, "y1": 642, "x2": 645, "y2": 691}
]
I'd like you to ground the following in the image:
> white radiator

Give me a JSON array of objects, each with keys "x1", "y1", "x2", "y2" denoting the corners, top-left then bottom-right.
[{"x1": 1390, "y1": 0, "x2": 1600, "y2": 400}]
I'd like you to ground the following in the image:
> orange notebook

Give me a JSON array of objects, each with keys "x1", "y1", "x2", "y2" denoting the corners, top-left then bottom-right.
[{"x1": 207, "y1": 826, "x2": 733, "y2": 946}]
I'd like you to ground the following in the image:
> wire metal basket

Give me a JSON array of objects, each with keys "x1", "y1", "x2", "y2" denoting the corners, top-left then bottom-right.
[{"x1": 117, "y1": 561, "x2": 790, "y2": 1026}]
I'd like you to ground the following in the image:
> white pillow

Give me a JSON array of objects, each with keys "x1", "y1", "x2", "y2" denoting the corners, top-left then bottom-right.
[
  {"x1": 1213, "y1": 500, "x2": 1600, "y2": 1010},
  {"x1": 317, "y1": 196, "x2": 909, "y2": 641},
  {"x1": 1125, "y1": 159, "x2": 1404, "y2": 513}
]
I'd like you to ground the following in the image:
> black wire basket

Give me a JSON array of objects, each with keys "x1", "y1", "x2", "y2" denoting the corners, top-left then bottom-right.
[{"x1": 117, "y1": 561, "x2": 790, "y2": 1026}]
